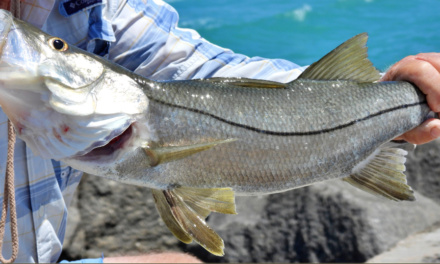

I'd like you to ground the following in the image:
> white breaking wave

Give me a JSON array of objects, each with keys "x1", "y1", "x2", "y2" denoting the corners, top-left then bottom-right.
[
  {"x1": 163, "y1": 0, "x2": 184, "y2": 3},
  {"x1": 179, "y1": 18, "x2": 222, "y2": 30},
  {"x1": 285, "y1": 4, "x2": 312, "y2": 22}
]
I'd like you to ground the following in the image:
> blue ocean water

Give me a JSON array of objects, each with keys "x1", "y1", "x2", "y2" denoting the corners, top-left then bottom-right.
[{"x1": 165, "y1": 0, "x2": 439, "y2": 71}]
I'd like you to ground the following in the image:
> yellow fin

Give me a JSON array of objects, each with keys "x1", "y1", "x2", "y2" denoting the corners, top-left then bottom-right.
[
  {"x1": 144, "y1": 139, "x2": 236, "y2": 167},
  {"x1": 186, "y1": 201, "x2": 212, "y2": 219},
  {"x1": 174, "y1": 186, "x2": 237, "y2": 215},
  {"x1": 296, "y1": 33, "x2": 381, "y2": 82},
  {"x1": 343, "y1": 141, "x2": 416, "y2": 201},
  {"x1": 151, "y1": 186, "x2": 237, "y2": 256},
  {"x1": 151, "y1": 189, "x2": 193, "y2": 243},
  {"x1": 195, "y1": 77, "x2": 287, "y2": 88}
]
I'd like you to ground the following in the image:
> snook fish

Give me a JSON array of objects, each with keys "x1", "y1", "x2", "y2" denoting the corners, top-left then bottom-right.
[{"x1": 0, "y1": 10, "x2": 434, "y2": 256}]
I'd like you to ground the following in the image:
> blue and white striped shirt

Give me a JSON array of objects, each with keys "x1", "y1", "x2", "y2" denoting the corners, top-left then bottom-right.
[{"x1": 1, "y1": 0, "x2": 305, "y2": 262}]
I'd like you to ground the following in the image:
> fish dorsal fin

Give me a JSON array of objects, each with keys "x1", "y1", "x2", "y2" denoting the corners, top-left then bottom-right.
[
  {"x1": 152, "y1": 186, "x2": 237, "y2": 256},
  {"x1": 342, "y1": 141, "x2": 416, "y2": 201},
  {"x1": 195, "y1": 77, "x2": 287, "y2": 89},
  {"x1": 296, "y1": 33, "x2": 381, "y2": 82}
]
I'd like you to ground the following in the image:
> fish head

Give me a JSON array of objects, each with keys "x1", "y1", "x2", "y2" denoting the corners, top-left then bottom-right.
[
  {"x1": 0, "y1": 11, "x2": 104, "y2": 93},
  {"x1": 0, "y1": 10, "x2": 151, "y2": 161}
]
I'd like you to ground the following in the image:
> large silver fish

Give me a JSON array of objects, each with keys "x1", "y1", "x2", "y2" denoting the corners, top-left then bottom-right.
[{"x1": 0, "y1": 10, "x2": 434, "y2": 256}]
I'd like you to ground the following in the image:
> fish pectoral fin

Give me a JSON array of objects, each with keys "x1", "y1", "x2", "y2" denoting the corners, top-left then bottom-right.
[
  {"x1": 195, "y1": 77, "x2": 287, "y2": 89},
  {"x1": 295, "y1": 33, "x2": 382, "y2": 82},
  {"x1": 342, "y1": 141, "x2": 416, "y2": 201},
  {"x1": 144, "y1": 139, "x2": 237, "y2": 167},
  {"x1": 152, "y1": 186, "x2": 237, "y2": 256}
]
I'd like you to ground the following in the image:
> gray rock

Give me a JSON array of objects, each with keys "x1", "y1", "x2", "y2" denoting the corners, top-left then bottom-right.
[
  {"x1": 361, "y1": 139, "x2": 440, "y2": 264},
  {"x1": 60, "y1": 174, "x2": 183, "y2": 260},
  {"x1": 367, "y1": 222, "x2": 440, "y2": 263},
  {"x1": 406, "y1": 138, "x2": 440, "y2": 203},
  {"x1": 61, "y1": 170, "x2": 440, "y2": 263},
  {"x1": 182, "y1": 180, "x2": 440, "y2": 263}
]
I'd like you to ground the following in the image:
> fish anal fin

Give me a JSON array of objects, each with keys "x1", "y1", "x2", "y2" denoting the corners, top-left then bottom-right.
[
  {"x1": 144, "y1": 139, "x2": 236, "y2": 167},
  {"x1": 151, "y1": 186, "x2": 237, "y2": 256},
  {"x1": 296, "y1": 33, "x2": 381, "y2": 82},
  {"x1": 195, "y1": 77, "x2": 287, "y2": 89},
  {"x1": 343, "y1": 141, "x2": 416, "y2": 201}
]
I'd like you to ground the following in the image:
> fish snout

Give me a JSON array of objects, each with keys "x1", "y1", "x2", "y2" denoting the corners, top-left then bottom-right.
[{"x1": 0, "y1": 10, "x2": 12, "y2": 51}]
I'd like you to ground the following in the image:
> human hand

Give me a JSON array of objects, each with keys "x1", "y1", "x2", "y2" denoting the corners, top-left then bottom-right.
[{"x1": 381, "y1": 53, "x2": 440, "y2": 145}]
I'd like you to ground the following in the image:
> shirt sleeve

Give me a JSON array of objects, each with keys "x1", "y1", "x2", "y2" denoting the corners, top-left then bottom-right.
[{"x1": 108, "y1": 0, "x2": 306, "y2": 82}]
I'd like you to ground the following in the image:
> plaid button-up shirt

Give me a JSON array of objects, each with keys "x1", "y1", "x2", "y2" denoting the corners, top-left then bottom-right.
[{"x1": 0, "y1": 0, "x2": 305, "y2": 262}]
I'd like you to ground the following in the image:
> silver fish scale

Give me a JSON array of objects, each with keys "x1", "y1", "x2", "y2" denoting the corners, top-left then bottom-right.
[
  {"x1": 140, "y1": 79, "x2": 431, "y2": 195},
  {"x1": 146, "y1": 79, "x2": 426, "y2": 134}
]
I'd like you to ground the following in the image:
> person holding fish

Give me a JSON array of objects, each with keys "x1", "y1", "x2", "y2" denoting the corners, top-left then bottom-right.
[{"x1": 0, "y1": 0, "x2": 439, "y2": 263}]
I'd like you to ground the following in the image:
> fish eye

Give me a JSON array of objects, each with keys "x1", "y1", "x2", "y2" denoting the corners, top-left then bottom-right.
[{"x1": 48, "y1": 37, "x2": 68, "y2": 51}]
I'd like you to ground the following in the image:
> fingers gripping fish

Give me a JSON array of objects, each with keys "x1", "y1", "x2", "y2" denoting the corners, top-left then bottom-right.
[{"x1": 0, "y1": 10, "x2": 434, "y2": 256}]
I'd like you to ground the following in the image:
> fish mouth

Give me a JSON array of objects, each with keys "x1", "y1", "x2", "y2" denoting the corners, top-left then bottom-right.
[
  {"x1": 61, "y1": 120, "x2": 155, "y2": 176},
  {"x1": 73, "y1": 124, "x2": 136, "y2": 162}
]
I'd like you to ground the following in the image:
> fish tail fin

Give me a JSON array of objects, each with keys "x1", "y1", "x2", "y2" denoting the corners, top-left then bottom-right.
[
  {"x1": 343, "y1": 141, "x2": 416, "y2": 201},
  {"x1": 152, "y1": 186, "x2": 237, "y2": 256},
  {"x1": 293, "y1": 33, "x2": 381, "y2": 82}
]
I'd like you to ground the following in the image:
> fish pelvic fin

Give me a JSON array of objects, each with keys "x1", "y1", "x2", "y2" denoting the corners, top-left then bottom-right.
[
  {"x1": 194, "y1": 77, "x2": 287, "y2": 89},
  {"x1": 152, "y1": 186, "x2": 237, "y2": 256},
  {"x1": 343, "y1": 141, "x2": 416, "y2": 201},
  {"x1": 152, "y1": 189, "x2": 193, "y2": 244},
  {"x1": 295, "y1": 33, "x2": 382, "y2": 82}
]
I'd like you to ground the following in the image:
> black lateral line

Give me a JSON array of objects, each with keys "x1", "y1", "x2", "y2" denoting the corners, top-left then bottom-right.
[{"x1": 150, "y1": 98, "x2": 427, "y2": 136}]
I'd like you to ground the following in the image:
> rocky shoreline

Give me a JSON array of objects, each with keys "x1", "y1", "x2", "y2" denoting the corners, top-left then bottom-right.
[
  {"x1": 367, "y1": 222, "x2": 440, "y2": 263},
  {"x1": 60, "y1": 139, "x2": 440, "y2": 263}
]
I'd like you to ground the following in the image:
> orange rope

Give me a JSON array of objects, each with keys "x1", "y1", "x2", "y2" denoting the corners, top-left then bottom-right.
[
  {"x1": 0, "y1": 3, "x2": 20, "y2": 262},
  {"x1": 0, "y1": 121, "x2": 18, "y2": 263}
]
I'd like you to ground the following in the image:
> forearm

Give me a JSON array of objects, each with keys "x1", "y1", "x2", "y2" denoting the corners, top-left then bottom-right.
[{"x1": 109, "y1": 0, "x2": 305, "y2": 82}]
